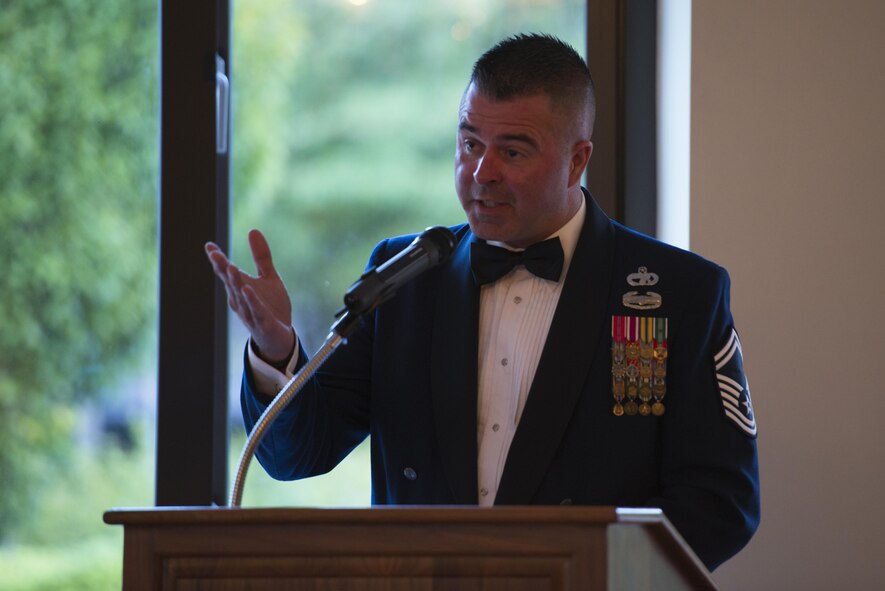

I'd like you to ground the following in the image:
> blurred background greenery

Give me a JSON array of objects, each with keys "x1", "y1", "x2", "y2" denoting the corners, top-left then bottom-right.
[{"x1": 0, "y1": 0, "x2": 582, "y2": 588}]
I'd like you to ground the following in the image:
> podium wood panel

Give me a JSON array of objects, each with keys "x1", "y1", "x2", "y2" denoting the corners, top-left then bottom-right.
[{"x1": 104, "y1": 506, "x2": 715, "y2": 591}]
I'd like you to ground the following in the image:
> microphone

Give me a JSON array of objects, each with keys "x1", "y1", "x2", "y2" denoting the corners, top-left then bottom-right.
[{"x1": 343, "y1": 226, "x2": 456, "y2": 316}]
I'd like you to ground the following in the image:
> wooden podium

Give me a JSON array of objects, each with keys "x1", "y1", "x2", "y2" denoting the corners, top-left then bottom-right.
[{"x1": 104, "y1": 506, "x2": 716, "y2": 590}]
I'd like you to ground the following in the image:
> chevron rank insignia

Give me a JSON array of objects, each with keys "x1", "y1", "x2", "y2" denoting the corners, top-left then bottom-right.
[{"x1": 714, "y1": 328, "x2": 757, "y2": 438}]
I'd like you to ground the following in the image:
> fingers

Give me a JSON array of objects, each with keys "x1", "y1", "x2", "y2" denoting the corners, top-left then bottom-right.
[
  {"x1": 205, "y1": 242, "x2": 242, "y2": 312},
  {"x1": 205, "y1": 244, "x2": 235, "y2": 307},
  {"x1": 226, "y1": 263, "x2": 282, "y2": 341},
  {"x1": 226, "y1": 263, "x2": 251, "y2": 320},
  {"x1": 248, "y1": 229, "x2": 278, "y2": 278},
  {"x1": 204, "y1": 242, "x2": 230, "y2": 277},
  {"x1": 205, "y1": 233, "x2": 292, "y2": 358}
]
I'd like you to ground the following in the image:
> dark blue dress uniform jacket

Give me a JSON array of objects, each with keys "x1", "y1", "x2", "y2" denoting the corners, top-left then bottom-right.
[{"x1": 241, "y1": 192, "x2": 761, "y2": 571}]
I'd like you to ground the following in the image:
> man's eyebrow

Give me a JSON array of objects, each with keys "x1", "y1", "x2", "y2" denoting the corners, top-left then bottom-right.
[
  {"x1": 457, "y1": 123, "x2": 539, "y2": 150},
  {"x1": 500, "y1": 133, "x2": 539, "y2": 149},
  {"x1": 458, "y1": 123, "x2": 538, "y2": 147}
]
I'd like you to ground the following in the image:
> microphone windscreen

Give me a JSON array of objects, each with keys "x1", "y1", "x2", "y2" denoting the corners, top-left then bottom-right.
[{"x1": 418, "y1": 226, "x2": 457, "y2": 265}]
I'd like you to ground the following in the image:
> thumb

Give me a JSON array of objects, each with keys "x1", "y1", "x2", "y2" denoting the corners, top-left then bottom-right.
[{"x1": 248, "y1": 229, "x2": 278, "y2": 278}]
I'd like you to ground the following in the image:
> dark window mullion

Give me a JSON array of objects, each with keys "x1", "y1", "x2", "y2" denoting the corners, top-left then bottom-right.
[
  {"x1": 156, "y1": 0, "x2": 230, "y2": 507},
  {"x1": 586, "y1": 0, "x2": 658, "y2": 232}
]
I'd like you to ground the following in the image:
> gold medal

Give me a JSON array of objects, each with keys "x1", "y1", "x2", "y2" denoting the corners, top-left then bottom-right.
[
  {"x1": 625, "y1": 400, "x2": 639, "y2": 416},
  {"x1": 639, "y1": 403, "x2": 651, "y2": 416},
  {"x1": 626, "y1": 341, "x2": 640, "y2": 360},
  {"x1": 652, "y1": 401, "x2": 666, "y2": 416},
  {"x1": 639, "y1": 385, "x2": 652, "y2": 401},
  {"x1": 613, "y1": 403, "x2": 625, "y2": 417},
  {"x1": 654, "y1": 345, "x2": 668, "y2": 361},
  {"x1": 612, "y1": 342, "x2": 625, "y2": 363}
]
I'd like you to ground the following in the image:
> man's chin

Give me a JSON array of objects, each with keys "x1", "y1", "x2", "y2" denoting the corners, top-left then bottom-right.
[{"x1": 467, "y1": 220, "x2": 514, "y2": 244}]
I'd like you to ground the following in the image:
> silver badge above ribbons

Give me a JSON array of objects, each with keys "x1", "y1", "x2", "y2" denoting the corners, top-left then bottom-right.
[
  {"x1": 623, "y1": 266, "x2": 662, "y2": 310},
  {"x1": 627, "y1": 266, "x2": 659, "y2": 286}
]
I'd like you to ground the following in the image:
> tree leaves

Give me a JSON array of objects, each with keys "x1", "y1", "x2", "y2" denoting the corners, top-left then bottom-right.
[{"x1": 0, "y1": 0, "x2": 158, "y2": 536}]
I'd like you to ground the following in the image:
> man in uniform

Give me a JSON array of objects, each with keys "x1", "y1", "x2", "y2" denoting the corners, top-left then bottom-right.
[{"x1": 206, "y1": 33, "x2": 760, "y2": 570}]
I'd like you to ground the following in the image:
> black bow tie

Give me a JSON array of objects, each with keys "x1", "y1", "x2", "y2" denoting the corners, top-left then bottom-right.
[{"x1": 470, "y1": 237, "x2": 564, "y2": 285}]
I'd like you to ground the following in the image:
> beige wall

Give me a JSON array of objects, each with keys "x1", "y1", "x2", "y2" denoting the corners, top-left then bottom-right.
[{"x1": 691, "y1": 1, "x2": 885, "y2": 589}]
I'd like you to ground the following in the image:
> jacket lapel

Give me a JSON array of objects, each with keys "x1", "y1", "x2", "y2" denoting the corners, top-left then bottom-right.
[
  {"x1": 430, "y1": 227, "x2": 480, "y2": 503},
  {"x1": 495, "y1": 196, "x2": 616, "y2": 504}
]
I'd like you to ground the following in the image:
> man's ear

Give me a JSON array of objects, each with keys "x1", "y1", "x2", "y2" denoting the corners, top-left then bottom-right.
[{"x1": 568, "y1": 140, "x2": 593, "y2": 187}]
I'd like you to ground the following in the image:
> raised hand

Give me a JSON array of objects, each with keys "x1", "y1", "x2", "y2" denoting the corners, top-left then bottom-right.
[{"x1": 205, "y1": 229, "x2": 295, "y2": 363}]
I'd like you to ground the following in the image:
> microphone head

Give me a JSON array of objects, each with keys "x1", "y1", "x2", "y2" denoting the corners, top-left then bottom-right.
[{"x1": 418, "y1": 226, "x2": 457, "y2": 265}]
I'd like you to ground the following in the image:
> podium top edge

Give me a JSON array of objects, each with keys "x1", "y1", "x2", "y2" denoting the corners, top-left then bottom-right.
[{"x1": 104, "y1": 505, "x2": 664, "y2": 526}]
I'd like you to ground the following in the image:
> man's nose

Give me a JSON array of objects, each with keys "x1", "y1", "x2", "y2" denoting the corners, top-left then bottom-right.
[{"x1": 473, "y1": 153, "x2": 501, "y2": 184}]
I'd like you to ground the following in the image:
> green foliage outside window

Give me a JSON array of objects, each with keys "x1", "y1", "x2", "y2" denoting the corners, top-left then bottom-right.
[{"x1": 0, "y1": 0, "x2": 158, "y2": 540}]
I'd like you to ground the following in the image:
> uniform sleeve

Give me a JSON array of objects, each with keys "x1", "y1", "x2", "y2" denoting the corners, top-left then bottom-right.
[{"x1": 648, "y1": 265, "x2": 760, "y2": 571}]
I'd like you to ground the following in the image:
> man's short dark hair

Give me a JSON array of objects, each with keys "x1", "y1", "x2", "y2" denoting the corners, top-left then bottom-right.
[{"x1": 468, "y1": 33, "x2": 596, "y2": 137}]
